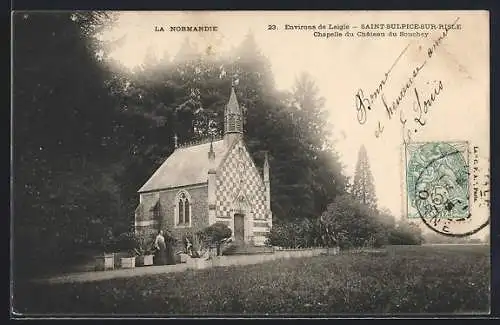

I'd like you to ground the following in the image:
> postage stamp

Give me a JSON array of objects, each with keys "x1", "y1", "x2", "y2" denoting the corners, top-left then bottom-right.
[
  {"x1": 405, "y1": 141, "x2": 487, "y2": 237},
  {"x1": 406, "y1": 141, "x2": 469, "y2": 220}
]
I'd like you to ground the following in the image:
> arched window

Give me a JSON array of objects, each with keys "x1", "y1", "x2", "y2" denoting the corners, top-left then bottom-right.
[{"x1": 175, "y1": 191, "x2": 192, "y2": 227}]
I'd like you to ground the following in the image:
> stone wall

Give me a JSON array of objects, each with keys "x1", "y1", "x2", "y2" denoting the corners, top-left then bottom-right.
[
  {"x1": 186, "y1": 248, "x2": 338, "y2": 270},
  {"x1": 158, "y1": 185, "x2": 209, "y2": 250}
]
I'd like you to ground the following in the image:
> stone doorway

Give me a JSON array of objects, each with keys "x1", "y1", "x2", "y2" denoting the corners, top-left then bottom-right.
[{"x1": 233, "y1": 213, "x2": 245, "y2": 242}]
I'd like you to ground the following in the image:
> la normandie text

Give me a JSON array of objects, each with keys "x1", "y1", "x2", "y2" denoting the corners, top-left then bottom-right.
[{"x1": 154, "y1": 26, "x2": 219, "y2": 32}]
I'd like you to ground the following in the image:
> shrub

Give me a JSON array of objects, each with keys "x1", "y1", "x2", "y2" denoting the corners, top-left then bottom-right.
[
  {"x1": 389, "y1": 220, "x2": 423, "y2": 245},
  {"x1": 104, "y1": 231, "x2": 136, "y2": 253},
  {"x1": 319, "y1": 194, "x2": 389, "y2": 249},
  {"x1": 265, "y1": 218, "x2": 320, "y2": 249},
  {"x1": 181, "y1": 232, "x2": 204, "y2": 257},
  {"x1": 198, "y1": 222, "x2": 232, "y2": 256},
  {"x1": 133, "y1": 232, "x2": 155, "y2": 256}
]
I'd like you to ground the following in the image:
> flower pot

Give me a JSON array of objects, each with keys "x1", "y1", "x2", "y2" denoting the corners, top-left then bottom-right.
[
  {"x1": 176, "y1": 253, "x2": 189, "y2": 263},
  {"x1": 136, "y1": 254, "x2": 154, "y2": 267},
  {"x1": 95, "y1": 253, "x2": 115, "y2": 271},
  {"x1": 120, "y1": 256, "x2": 136, "y2": 269}
]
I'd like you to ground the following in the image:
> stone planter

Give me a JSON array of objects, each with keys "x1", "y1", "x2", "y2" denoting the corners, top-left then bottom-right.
[
  {"x1": 178, "y1": 253, "x2": 189, "y2": 263},
  {"x1": 193, "y1": 258, "x2": 209, "y2": 269},
  {"x1": 95, "y1": 253, "x2": 114, "y2": 271},
  {"x1": 211, "y1": 256, "x2": 222, "y2": 267},
  {"x1": 136, "y1": 254, "x2": 154, "y2": 267},
  {"x1": 120, "y1": 256, "x2": 136, "y2": 269}
]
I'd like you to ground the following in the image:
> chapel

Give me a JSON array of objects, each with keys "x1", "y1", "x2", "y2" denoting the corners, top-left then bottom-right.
[{"x1": 134, "y1": 86, "x2": 272, "y2": 246}]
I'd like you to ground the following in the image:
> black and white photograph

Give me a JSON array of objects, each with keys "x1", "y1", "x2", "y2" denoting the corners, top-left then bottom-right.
[{"x1": 11, "y1": 10, "x2": 491, "y2": 317}]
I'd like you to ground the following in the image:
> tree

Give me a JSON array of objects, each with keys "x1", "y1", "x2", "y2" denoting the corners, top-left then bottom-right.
[
  {"x1": 319, "y1": 194, "x2": 387, "y2": 248},
  {"x1": 376, "y1": 207, "x2": 396, "y2": 228},
  {"x1": 390, "y1": 219, "x2": 423, "y2": 245},
  {"x1": 352, "y1": 145, "x2": 377, "y2": 209},
  {"x1": 287, "y1": 72, "x2": 348, "y2": 217},
  {"x1": 13, "y1": 11, "x2": 127, "y2": 276}
]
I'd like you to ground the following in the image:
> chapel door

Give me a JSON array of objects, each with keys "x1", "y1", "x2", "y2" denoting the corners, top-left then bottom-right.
[{"x1": 234, "y1": 213, "x2": 245, "y2": 242}]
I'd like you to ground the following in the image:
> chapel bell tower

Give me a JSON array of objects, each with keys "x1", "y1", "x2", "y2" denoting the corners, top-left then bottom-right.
[{"x1": 224, "y1": 86, "x2": 243, "y2": 146}]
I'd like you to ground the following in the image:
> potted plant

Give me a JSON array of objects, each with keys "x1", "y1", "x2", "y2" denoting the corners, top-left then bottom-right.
[
  {"x1": 113, "y1": 231, "x2": 137, "y2": 269},
  {"x1": 95, "y1": 231, "x2": 116, "y2": 271},
  {"x1": 120, "y1": 249, "x2": 137, "y2": 269},
  {"x1": 95, "y1": 252, "x2": 115, "y2": 271},
  {"x1": 134, "y1": 233, "x2": 155, "y2": 267}
]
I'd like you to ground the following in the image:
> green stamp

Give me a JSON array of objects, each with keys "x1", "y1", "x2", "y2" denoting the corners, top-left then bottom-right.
[{"x1": 405, "y1": 141, "x2": 469, "y2": 220}]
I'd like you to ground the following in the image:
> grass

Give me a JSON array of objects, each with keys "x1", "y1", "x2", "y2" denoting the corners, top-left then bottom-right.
[{"x1": 13, "y1": 245, "x2": 490, "y2": 316}]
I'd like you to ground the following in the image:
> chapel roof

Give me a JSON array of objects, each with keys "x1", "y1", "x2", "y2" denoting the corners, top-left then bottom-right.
[{"x1": 138, "y1": 139, "x2": 229, "y2": 193}]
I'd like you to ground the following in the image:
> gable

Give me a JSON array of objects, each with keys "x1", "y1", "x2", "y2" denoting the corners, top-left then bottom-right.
[{"x1": 215, "y1": 139, "x2": 268, "y2": 219}]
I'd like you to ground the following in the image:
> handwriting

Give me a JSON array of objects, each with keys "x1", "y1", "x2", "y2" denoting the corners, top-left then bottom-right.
[
  {"x1": 381, "y1": 60, "x2": 427, "y2": 120},
  {"x1": 355, "y1": 44, "x2": 410, "y2": 124},
  {"x1": 428, "y1": 17, "x2": 460, "y2": 59},
  {"x1": 355, "y1": 89, "x2": 370, "y2": 124},
  {"x1": 354, "y1": 17, "x2": 461, "y2": 144},
  {"x1": 374, "y1": 121, "x2": 384, "y2": 138},
  {"x1": 413, "y1": 80, "x2": 444, "y2": 126},
  {"x1": 402, "y1": 80, "x2": 445, "y2": 145}
]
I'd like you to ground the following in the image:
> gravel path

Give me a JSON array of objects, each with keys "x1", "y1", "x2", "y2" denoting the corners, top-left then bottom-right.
[{"x1": 33, "y1": 263, "x2": 191, "y2": 285}]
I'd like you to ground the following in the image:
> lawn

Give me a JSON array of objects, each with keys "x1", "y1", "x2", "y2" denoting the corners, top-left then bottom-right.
[{"x1": 13, "y1": 245, "x2": 490, "y2": 316}]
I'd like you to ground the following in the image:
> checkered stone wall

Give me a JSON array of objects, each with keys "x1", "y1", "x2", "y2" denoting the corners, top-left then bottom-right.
[{"x1": 215, "y1": 140, "x2": 271, "y2": 225}]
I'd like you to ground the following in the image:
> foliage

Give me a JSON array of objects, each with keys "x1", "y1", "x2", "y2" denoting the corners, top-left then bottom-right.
[
  {"x1": 389, "y1": 219, "x2": 423, "y2": 245},
  {"x1": 133, "y1": 232, "x2": 156, "y2": 256},
  {"x1": 161, "y1": 228, "x2": 178, "y2": 246},
  {"x1": 181, "y1": 232, "x2": 205, "y2": 257},
  {"x1": 15, "y1": 245, "x2": 490, "y2": 314},
  {"x1": 352, "y1": 145, "x2": 377, "y2": 209},
  {"x1": 104, "y1": 231, "x2": 136, "y2": 253},
  {"x1": 265, "y1": 218, "x2": 321, "y2": 249},
  {"x1": 320, "y1": 194, "x2": 387, "y2": 248},
  {"x1": 13, "y1": 11, "x2": 131, "y2": 276},
  {"x1": 198, "y1": 222, "x2": 232, "y2": 256}
]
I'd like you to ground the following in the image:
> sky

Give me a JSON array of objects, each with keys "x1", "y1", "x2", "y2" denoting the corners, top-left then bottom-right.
[{"x1": 99, "y1": 11, "x2": 490, "y2": 238}]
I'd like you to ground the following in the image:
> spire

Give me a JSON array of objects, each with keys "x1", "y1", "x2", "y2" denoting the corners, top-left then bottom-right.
[
  {"x1": 263, "y1": 151, "x2": 269, "y2": 182},
  {"x1": 226, "y1": 86, "x2": 241, "y2": 115},
  {"x1": 224, "y1": 85, "x2": 243, "y2": 146}
]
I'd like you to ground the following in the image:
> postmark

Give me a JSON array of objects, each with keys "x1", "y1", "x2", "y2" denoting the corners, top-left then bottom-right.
[{"x1": 405, "y1": 141, "x2": 488, "y2": 237}]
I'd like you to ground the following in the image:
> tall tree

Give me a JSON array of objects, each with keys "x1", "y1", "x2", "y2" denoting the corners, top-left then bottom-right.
[
  {"x1": 13, "y1": 11, "x2": 128, "y2": 275},
  {"x1": 289, "y1": 72, "x2": 348, "y2": 215},
  {"x1": 352, "y1": 145, "x2": 377, "y2": 209}
]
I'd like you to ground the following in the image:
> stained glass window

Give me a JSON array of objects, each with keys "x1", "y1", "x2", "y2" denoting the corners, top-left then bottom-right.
[{"x1": 176, "y1": 191, "x2": 191, "y2": 226}]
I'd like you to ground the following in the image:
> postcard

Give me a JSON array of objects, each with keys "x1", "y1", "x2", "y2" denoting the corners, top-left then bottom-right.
[{"x1": 11, "y1": 10, "x2": 490, "y2": 317}]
